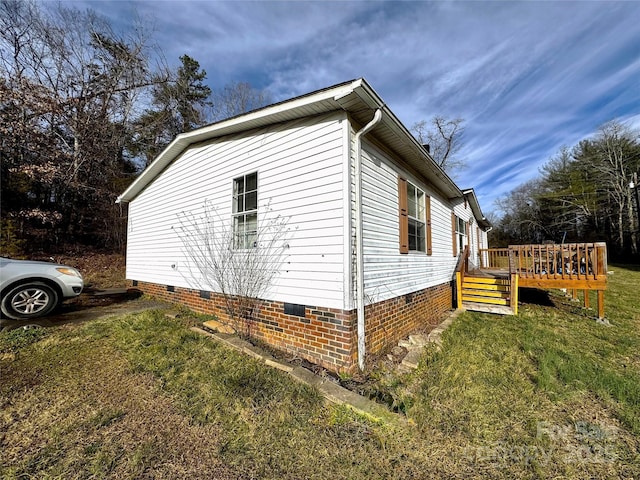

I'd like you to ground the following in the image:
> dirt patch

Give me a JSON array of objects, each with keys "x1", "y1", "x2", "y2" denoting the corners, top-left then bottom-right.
[
  {"x1": 228, "y1": 325, "x2": 423, "y2": 413},
  {"x1": 29, "y1": 251, "x2": 126, "y2": 289},
  {"x1": 0, "y1": 290, "x2": 165, "y2": 332}
]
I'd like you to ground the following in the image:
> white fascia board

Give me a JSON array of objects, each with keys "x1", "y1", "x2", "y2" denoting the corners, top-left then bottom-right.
[
  {"x1": 116, "y1": 137, "x2": 189, "y2": 203},
  {"x1": 117, "y1": 77, "x2": 465, "y2": 204},
  {"x1": 462, "y1": 188, "x2": 491, "y2": 229},
  {"x1": 117, "y1": 80, "x2": 363, "y2": 204},
  {"x1": 333, "y1": 78, "x2": 363, "y2": 101}
]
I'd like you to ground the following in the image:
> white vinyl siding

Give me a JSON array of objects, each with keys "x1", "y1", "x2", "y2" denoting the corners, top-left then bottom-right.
[
  {"x1": 126, "y1": 110, "x2": 489, "y2": 311},
  {"x1": 126, "y1": 112, "x2": 348, "y2": 308},
  {"x1": 453, "y1": 201, "x2": 478, "y2": 268},
  {"x1": 358, "y1": 142, "x2": 458, "y2": 304}
]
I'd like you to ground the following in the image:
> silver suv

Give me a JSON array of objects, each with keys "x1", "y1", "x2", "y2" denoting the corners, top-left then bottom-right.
[{"x1": 0, "y1": 257, "x2": 83, "y2": 320}]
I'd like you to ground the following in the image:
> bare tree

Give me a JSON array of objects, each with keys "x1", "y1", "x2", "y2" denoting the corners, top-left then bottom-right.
[
  {"x1": 211, "y1": 81, "x2": 272, "y2": 121},
  {"x1": 584, "y1": 121, "x2": 640, "y2": 254},
  {"x1": 0, "y1": 0, "x2": 162, "y2": 250},
  {"x1": 493, "y1": 178, "x2": 550, "y2": 245},
  {"x1": 491, "y1": 119, "x2": 640, "y2": 257},
  {"x1": 175, "y1": 200, "x2": 291, "y2": 338},
  {"x1": 411, "y1": 116, "x2": 465, "y2": 175}
]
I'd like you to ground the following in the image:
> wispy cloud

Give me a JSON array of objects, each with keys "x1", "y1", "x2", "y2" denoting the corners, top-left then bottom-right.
[{"x1": 73, "y1": 0, "x2": 640, "y2": 213}]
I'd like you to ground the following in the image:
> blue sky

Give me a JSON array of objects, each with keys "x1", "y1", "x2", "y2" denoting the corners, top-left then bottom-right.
[{"x1": 74, "y1": 0, "x2": 640, "y2": 215}]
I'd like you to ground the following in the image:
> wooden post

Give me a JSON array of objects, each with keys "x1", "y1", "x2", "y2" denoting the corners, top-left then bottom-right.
[
  {"x1": 583, "y1": 290, "x2": 590, "y2": 309},
  {"x1": 596, "y1": 245, "x2": 605, "y2": 276},
  {"x1": 510, "y1": 273, "x2": 519, "y2": 316},
  {"x1": 572, "y1": 289, "x2": 578, "y2": 301},
  {"x1": 456, "y1": 272, "x2": 463, "y2": 309},
  {"x1": 597, "y1": 290, "x2": 605, "y2": 319}
]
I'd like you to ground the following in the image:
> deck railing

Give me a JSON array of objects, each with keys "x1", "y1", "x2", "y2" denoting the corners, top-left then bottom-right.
[
  {"x1": 480, "y1": 243, "x2": 607, "y2": 282},
  {"x1": 454, "y1": 245, "x2": 470, "y2": 309},
  {"x1": 455, "y1": 244, "x2": 470, "y2": 277},
  {"x1": 479, "y1": 242, "x2": 608, "y2": 318},
  {"x1": 480, "y1": 248, "x2": 510, "y2": 270},
  {"x1": 508, "y1": 242, "x2": 607, "y2": 281}
]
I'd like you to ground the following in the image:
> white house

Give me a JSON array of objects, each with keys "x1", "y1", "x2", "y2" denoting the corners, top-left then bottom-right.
[{"x1": 117, "y1": 78, "x2": 491, "y2": 372}]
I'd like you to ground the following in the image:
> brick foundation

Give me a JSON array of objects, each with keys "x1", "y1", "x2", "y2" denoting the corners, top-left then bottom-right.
[
  {"x1": 364, "y1": 282, "x2": 453, "y2": 357},
  {"x1": 129, "y1": 280, "x2": 452, "y2": 373}
]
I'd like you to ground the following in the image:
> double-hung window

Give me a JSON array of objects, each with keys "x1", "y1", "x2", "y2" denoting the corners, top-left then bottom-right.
[
  {"x1": 399, "y1": 177, "x2": 432, "y2": 254},
  {"x1": 452, "y1": 214, "x2": 467, "y2": 255},
  {"x1": 407, "y1": 183, "x2": 426, "y2": 252},
  {"x1": 232, "y1": 172, "x2": 258, "y2": 249},
  {"x1": 456, "y1": 216, "x2": 467, "y2": 237}
]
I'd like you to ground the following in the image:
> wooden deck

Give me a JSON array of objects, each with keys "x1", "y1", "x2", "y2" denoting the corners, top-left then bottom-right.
[
  {"x1": 467, "y1": 269, "x2": 509, "y2": 279},
  {"x1": 480, "y1": 243, "x2": 607, "y2": 290},
  {"x1": 457, "y1": 242, "x2": 607, "y2": 318}
]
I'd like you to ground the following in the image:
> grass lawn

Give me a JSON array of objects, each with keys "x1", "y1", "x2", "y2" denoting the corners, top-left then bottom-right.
[{"x1": 1, "y1": 265, "x2": 639, "y2": 479}]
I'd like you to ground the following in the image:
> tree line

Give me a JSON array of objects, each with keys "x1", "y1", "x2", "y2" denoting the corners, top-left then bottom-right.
[
  {"x1": 0, "y1": 0, "x2": 469, "y2": 259},
  {"x1": 490, "y1": 120, "x2": 640, "y2": 261},
  {"x1": 0, "y1": 0, "x2": 270, "y2": 255}
]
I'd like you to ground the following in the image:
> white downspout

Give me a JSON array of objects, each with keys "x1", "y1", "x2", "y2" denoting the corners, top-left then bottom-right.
[{"x1": 354, "y1": 108, "x2": 383, "y2": 370}]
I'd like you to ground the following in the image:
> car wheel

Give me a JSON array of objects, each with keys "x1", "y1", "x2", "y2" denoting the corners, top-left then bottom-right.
[{"x1": 1, "y1": 282, "x2": 59, "y2": 320}]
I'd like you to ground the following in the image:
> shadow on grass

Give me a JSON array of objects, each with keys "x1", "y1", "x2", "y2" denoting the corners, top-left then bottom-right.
[
  {"x1": 610, "y1": 263, "x2": 640, "y2": 272},
  {"x1": 518, "y1": 287, "x2": 555, "y2": 307}
]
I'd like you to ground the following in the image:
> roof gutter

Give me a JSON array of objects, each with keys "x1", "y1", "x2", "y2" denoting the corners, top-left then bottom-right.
[
  {"x1": 353, "y1": 81, "x2": 462, "y2": 200},
  {"x1": 354, "y1": 108, "x2": 383, "y2": 371}
]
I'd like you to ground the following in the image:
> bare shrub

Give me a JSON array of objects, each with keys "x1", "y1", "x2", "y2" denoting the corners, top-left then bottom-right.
[{"x1": 175, "y1": 200, "x2": 291, "y2": 337}]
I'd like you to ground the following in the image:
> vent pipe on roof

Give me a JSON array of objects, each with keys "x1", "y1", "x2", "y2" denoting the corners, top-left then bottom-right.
[
  {"x1": 422, "y1": 144, "x2": 430, "y2": 153},
  {"x1": 354, "y1": 108, "x2": 383, "y2": 371}
]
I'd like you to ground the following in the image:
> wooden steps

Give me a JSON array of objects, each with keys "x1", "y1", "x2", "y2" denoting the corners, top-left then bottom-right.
[{"x1": 460, "y1": 276, "x2": 515, "y2": 315}]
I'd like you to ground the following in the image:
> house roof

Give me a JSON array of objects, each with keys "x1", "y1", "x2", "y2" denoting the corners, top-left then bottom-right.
[
  {"x1": 462, "y1": 188, "x2": 492, "y2": 230},
  {"x1": 117, "y1": 78, "x2": 471, "y2": 210}
]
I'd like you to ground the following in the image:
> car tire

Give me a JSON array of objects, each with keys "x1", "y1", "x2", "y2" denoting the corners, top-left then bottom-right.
[{"x1": 1, "y1": 282, "x2": 59, "y2": 320}]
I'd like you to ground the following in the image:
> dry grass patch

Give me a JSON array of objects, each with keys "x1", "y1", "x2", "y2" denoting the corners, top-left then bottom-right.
[
  {"x1": 2, "y1": 265, "x2": 639, "y2": 479},
  {"x1": 379, "y1": 265, "x2": 640, "y2": 477},
  {"x1": 1, "y1": 311, "x2": 474, "y2": 479},
  {"x1": 1, "y1": 332, "x2": 236, "y2": 479}
]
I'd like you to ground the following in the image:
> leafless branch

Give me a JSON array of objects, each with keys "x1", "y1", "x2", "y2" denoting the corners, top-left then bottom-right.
[{"x1": 175, "y1": 200, "x2": 292, "y2": 338}]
